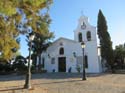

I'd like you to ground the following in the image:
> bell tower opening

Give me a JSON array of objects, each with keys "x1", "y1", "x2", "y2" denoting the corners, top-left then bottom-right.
[
  {"x1": 87, "y1": 31, "x2": 91, "y2": 41},
  {"x1": 78, "y1": 32, "x2": 82, "y2": 42}
]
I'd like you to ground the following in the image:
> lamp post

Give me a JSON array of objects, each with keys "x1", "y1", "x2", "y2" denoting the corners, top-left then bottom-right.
[
  {"x1": 81, "y1": 41, "x2": 86, "y2": 80},
  {"x1": 24, "y1": 32, "x2": 35, "y2": 89}
]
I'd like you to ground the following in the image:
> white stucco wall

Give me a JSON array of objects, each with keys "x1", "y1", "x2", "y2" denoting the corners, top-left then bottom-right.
[
  {"x1": 44, "y1": 38, "x2": 83, "y2": 73},
  {"x1": 40, "y1": 15, "x2": 102, "y2": 73},
  {"x1": 73, "y1": 15, "x2": 101, "y2": 73},
  {"x1": 41, "y1": 37, "x2": 101, "y2": 73},
  {"x1": 85, "y1": 41, "x2": 100, "y2": 73}
]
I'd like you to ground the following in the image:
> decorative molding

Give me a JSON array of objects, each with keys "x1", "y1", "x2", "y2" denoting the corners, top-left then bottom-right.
[{"x1": 59, "y1": 42, "x2": 63, "y2": 46}]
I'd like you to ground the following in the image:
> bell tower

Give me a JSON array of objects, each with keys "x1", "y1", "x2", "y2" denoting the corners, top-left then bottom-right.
[
  {"x1": 74, "y1": 15, "x2": 97, "y2": 42},
  {"x1": 74, "y1": 15, "x2": 101, "y2": 73}
]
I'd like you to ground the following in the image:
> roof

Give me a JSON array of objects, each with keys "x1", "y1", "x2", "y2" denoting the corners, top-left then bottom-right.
[
  {"x1": 47, "y1": 37, "x2": 79, "y2": 49},
  {"x1": 52, "y1": 37, "x2": 78, "y2": 44}
]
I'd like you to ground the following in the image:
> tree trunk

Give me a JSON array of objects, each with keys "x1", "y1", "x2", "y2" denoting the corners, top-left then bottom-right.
[{"x1": 38, "y1": 53, "x2": 41, "y2": 71}]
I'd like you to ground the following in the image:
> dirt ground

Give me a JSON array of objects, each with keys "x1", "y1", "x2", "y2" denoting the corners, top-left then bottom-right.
[{"x1": 0, "y1": 73, "x2": 125, "y2": 93}]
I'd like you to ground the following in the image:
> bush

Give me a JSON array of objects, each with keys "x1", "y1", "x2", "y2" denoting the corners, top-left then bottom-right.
[
  {"x1": 13, "y1": 55, "x2": 27, "y2": 74},
  {"x1": 0, "y1": 63, "x2": 14, "y2": 75}
]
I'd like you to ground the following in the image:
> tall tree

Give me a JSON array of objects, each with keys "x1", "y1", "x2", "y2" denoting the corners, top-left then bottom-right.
[
  {"x1": 0, "y1": 15, "x2": 20, "y2": 62},
  {"x1": 0, "y1": 0, "x2": 53, "y2": 62},
  {"x1": 97, "y1": 9, "x2": 114, "y2": 70},
  {"x1": 26, "y1": 13, "x2": 54, "y2": 71}
]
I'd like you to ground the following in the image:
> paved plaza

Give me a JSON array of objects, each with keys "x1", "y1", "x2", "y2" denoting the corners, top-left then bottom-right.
[{"x1": 0, "y1": 73, "x2": 125, "y2": 93}]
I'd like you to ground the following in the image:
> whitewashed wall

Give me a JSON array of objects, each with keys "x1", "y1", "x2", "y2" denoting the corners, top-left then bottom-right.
[
  {"x1": 42, "y1": 37, "x2": 101, "y2": 73},
  {"x1": 40, "y1": 15, "x2": 102, "y2": 73}
]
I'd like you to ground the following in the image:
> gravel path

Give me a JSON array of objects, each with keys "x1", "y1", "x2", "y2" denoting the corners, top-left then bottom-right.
[{"x1": 0, "y1": 73, "x2": 125, "y2": 93}]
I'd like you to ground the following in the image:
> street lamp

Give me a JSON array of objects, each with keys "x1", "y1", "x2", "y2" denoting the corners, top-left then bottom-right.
[
  {"x1": 81, "y1": 41, "x2": 86, "y2": 80},
  {"x1": 24, "y1": 32, "x2": 35, "y2": 89}
]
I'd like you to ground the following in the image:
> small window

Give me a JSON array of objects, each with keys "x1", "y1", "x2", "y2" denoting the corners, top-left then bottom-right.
[
  {"x1": 87, "y1": 31, "x2": 91, "y2": 41},
  {"x1": 51, "y1": 58, "x2": 55, "y2": 64},
  {"x1": 59, "y1": 47, "x2": 64, "y2": 55},
  {"x1": 85, "y1": 55, "x2": 88, "y2": 68},
  {"x1": 78, "y1": 33, "x2": 82, "y2": 42}
]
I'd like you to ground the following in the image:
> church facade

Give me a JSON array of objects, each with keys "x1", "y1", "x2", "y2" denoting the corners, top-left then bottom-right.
[{"x1": 37, "y1": 15, "x2": 102, "y2": 73}]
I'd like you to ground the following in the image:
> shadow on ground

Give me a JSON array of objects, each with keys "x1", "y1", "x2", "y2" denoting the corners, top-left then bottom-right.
[
  {"x1": 0, "y1": 72, "x2": 108, "y2": 82},
  {"x1": 0, "y1": 87, "x2": 24, "y2": 92}
]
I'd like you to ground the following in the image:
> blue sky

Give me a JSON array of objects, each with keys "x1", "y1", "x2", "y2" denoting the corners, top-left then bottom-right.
[{"x1": 20, "y1": 0, "x2": 125, "y2": 57}]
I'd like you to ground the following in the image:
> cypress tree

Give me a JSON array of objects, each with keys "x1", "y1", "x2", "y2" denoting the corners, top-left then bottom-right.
[{"x1": 97, "y1": 9, "x2": 114, "y2": 71}]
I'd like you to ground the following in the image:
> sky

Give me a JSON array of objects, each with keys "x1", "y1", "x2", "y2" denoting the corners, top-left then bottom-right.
[{"x1": 20, "y1": 0, "x2": 125, "y2": 57}]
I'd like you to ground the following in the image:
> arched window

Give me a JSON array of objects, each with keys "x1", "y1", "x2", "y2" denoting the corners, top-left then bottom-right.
[
  {"x1": 87, "y1": 31, "x2": 91, "y2": 41},
  {"x1": 78, "y1": 33, "x2": 82, "y2": 42},
  {"x1": 59, "y1": 47, "x2": 64, "y2": 55},
  {"x1": 84, "y1": 55, "x2": 88, "y2": 68}
]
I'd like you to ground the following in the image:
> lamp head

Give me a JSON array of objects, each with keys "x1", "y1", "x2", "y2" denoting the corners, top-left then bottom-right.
[
  {"x1": 29, "y1": 32, "x2": 35, "y2": 41},
  {"x1": 81, "y1": 41, "x2": 85, "y2": 48},
  {"x1": 48, "y1": 54, "x2": 51, "y2": 58}
]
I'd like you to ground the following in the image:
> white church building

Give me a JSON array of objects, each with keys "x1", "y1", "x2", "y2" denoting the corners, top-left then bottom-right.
[{"x1": 37, "y1": 15, "x2": 102, "y2": 73}]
